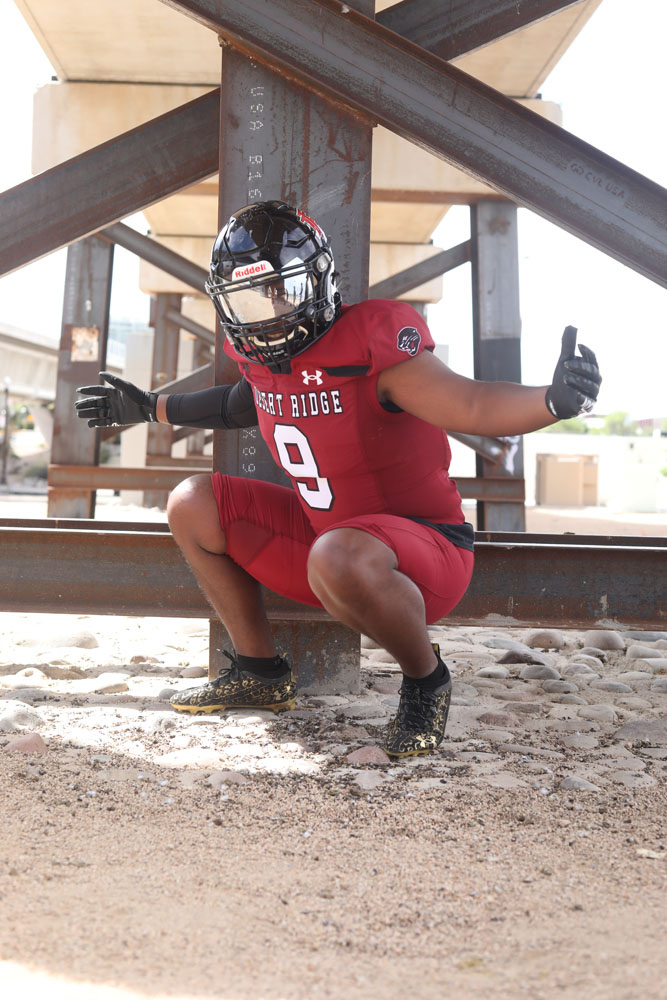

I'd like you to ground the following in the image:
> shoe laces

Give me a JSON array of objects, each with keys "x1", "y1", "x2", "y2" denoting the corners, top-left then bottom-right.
[
  {"x1": 214, "y1": 649, "x2": 242, "y2": 684},
  {"x1": 395, "y1": 679, "x2": 439, "y2": 731}
]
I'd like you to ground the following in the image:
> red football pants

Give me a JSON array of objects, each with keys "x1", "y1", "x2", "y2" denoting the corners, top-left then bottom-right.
[{"x1": 211, "y1": 473, "x2": 474, "y2": 625}]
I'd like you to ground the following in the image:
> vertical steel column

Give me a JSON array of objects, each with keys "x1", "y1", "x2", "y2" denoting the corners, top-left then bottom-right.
[
  {"x1": 144, "y1": 293, "x2": 181, "y2": 508},
  {"x1": 471, "y1": 201, "x2": 526, "y2": 532},
  {"x1": 209, "y1": 3, "x2": 374, "y2": 692},
  {"x1": 186, "y1": 340, "x2": 210, "y2": 458},
  {"x1": 48, "y1": 236, "x2": 114, "y2": 518}
]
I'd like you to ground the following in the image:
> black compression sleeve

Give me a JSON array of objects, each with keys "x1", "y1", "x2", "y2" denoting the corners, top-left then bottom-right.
[{"x1": 165, "y1": 377, "x2": 257, "y2": 429}]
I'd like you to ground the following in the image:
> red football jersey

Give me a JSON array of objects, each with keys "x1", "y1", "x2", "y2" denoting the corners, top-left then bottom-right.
[{"x1": 224, "y1": 299, "x2": 464, "y2": 533}]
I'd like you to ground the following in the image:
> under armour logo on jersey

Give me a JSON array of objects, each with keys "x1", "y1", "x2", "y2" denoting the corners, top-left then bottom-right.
[
  {"x1": 301, "y1": 369, "x2": 324, "y2": 385},
  {"x1": 397, "y1": 326, "x2": 421, "y2": 357}
]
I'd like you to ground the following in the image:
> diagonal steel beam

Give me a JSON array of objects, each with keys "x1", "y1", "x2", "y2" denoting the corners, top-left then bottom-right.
[
  {"x1": 98, "y1": 222, "x2": 209, "y2": 292},
  {"x1": 369, "y1": 239, "x2": 471, "y2": 299},
  {"x1": 157, "y1": 0, "x2": 667, "y2": 288},
  {"x1": 165, "y1": 309, "x2": 216, "y2": 347},
  {"x1": 377, "y1": 0, "x2": 585, "y2": 62},
  {"x1": 0, "y1": 89, "x2": 220, "y2": 277}
]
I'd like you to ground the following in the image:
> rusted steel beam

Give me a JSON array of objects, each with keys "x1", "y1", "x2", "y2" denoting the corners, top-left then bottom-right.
[
  {"x1": 0, "y1": 524, "x2": 325, "y2": 620},
  {"x1": 154, "y1": 362, "x2": 214, "y2": 395},
  {"x1": 172, "y1": 427, "x2": 213, "y2": 445},
  {"x1": 456, "y1": 477, "x2": 525, "y2": 502},
  {"x1": 210, "y1": 1, "x2": 375, "y2": 688},
  {"x1": 165, "y1": 309, "x2": 216, "y2": 348},
  {"x1": 377, "y1": 0, "x2": 585, "y2": 62},
  {"x1": 0, "y1": 519, "x2": 170, "y2": 532},
  {"x1": 449, "y1": 538, "x2": 667, "y2": 629},
  {"x1": 47, "y1": 236, "x2": 114, "y2": 519},
  {"x1": 448, "y1": 431, "x2": 511, "y2": 465},
  {"x1": 46, "y1": 469, "x2": 521, "y2": 502},
  {"x1": 476, "y1": 531, "x2": 667, "y2": 548},
  {"x1": 48, "y1": 465, "x2": 198, "y2": 492},
  {"x1": 100, "y1": 223, "x2": 208, "y2": 293},
  {"x1": 145, "y1": 454, "x2": 210, "y2": 468},
  {"x1": 158, "y1": 0, "x2": 667, "y2": 287},
  {"x1": 0, "y1": 90, "x2": 220, "y2": 277},
  {"x1": 2, "y1": 519, "x2": 663, "y2": 548},
  {"x1": 472, "y1": 201, "x2": 525, "y2": 532},
  {"x1": 368, "y1": 240, "x2": 471, "y2": 300},
  {"x1": 0, "y1": 523, "x2": 664, "y2": 629},
  {"x1": 145, "y1": 293, "x2": 181, "y2": 508}
]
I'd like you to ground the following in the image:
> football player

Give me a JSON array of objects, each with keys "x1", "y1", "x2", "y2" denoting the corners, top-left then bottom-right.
[{"x1": 75, "y1": 201, "x2": 601, "y2": 757}]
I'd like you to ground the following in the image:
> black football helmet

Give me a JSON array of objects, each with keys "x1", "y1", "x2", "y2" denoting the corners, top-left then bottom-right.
[{"x1": 206, "y1": 201, "x2": 340, "y2": 366}]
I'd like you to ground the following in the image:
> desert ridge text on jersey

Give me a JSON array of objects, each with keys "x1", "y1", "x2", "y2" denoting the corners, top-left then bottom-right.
[{"x1": 252, "y1": 384, "x2": 345, "y2": 419}]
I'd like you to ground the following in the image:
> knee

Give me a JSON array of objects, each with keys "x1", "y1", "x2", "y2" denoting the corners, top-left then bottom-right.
[
  {"x1": 307, "y1": 529, "x2": 393, "y2": 599},
  {"x1": 167, "y1": 474, "x2": 221, "y2": 547}
]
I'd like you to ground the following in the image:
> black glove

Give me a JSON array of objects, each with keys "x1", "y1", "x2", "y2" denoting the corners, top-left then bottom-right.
[
  {"x1": 545, "y1": 326, "x2": 601, "y2": 420},
  {"x1": 75, "y1": 372, "x2": 158, "y2": 427}
]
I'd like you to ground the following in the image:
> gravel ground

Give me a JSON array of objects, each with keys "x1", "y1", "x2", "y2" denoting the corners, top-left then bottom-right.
[{"x1": 1, "y1": 610, "x2": 666, "y2": 1000}]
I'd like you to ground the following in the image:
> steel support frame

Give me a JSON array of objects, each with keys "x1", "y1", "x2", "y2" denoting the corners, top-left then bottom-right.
[
  {"x1": 46, "y1": 467, "x2": 524, "y2": 503},
  {"x1": 2, "y1": 4, "x2": 664, "y2": 692},
  {"x1": 158, "y1": 0, "x2": 667, "y2": 287},
  {"x1": 47, "y1": 237, "x2": 114, "y2": 519},
  {"x1": 471, "y1": 201, "x2": 526, "y2": 531},
  {"x1": 165, "y1": 309, "x2": 215, "y2": 348},
  {"x1": 208, "y1": 2, "x2": 375, "y2": 690},
  {"x1": 144, "y1": 294, "x2": 181, "y2": 508},
  {"x1": 1, "y1": 522, "x2": 664, "y2": 633},
  {"x1": 99, "y1": 223, "x2": 208, "y2": 293},
  {"x1": 0, "y1": 91, "x2": 220, "y2": 277},
  {"x1": 368, "y1": 240, "x2": 471, "y2": 300},
  {"x1": 377, "y1": 0, "x2": 586, "y2": 61},
  {"x1": 1, "y1": 2, "x2": 664, "y2": 288}
]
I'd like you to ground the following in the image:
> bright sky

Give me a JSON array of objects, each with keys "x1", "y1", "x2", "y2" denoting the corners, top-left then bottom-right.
[{"x1": 0, "y1": 0, "x2": 665, "y2": 418}]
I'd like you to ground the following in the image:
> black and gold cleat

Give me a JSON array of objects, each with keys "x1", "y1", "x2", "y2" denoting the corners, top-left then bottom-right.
[
  {"x1": 382, "y1": 644, "x2": 452, "y2": 758},
  {"x1": 170, "y1": 651, "x2": 296, "y2": 715}
]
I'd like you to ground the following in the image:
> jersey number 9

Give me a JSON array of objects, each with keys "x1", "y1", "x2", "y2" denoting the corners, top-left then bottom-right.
[{"x1": 273, "y1": 424, "x2": 334, "y2": 511}]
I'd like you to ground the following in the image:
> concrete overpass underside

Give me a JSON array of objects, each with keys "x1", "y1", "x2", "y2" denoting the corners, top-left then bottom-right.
[{"x1": 0, "y1": 323, "x2": 58, "y2": 402}]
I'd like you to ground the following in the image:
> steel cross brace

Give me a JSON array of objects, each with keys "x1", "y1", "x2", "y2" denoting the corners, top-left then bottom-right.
[
  {"x1": 368, "y1": 240, "x2": 471, "y2": 300},
  {"x1": 0, "y1": 90, "x2": 220, "y2": 277},
  {"x1": 377, "y1": 0, "x2": 587, "y2": 61},
  {"x1": 157, "y1": 0, "x2": 667, "y2": 288}
]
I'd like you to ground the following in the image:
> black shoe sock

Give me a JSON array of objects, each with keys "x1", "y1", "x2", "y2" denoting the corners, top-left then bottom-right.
[
  {"x1": 409, "y1": 657, "x2": 450, "y2": 691},
  {"x1": 236, "y1": 654, "x2": 288, "y2": 679}
]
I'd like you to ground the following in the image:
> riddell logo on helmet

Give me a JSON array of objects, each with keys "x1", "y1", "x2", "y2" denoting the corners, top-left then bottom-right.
[
  {"x1": 297, "y1": 209, "x2": 324, "y2": 238},
  {"x1": 232, "y1": 260, "x2": 273, "y2": 280}
]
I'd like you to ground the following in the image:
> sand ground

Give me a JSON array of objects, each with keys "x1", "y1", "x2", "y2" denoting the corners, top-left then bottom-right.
[{"x1": 0, "y1": 493, "x2": 665, "y2": 999}]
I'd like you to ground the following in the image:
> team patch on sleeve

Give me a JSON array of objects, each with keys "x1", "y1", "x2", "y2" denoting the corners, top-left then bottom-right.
[{"x1": 397, "y1": 326, "x2": 421, "y2": 356}]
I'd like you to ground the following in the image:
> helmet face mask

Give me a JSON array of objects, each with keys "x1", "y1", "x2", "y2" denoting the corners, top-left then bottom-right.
[{"x1": 206, "y1": 201, "x2": 339, "y2": 367}]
